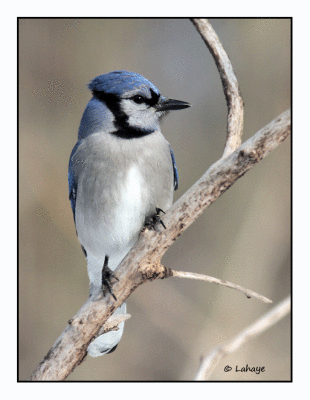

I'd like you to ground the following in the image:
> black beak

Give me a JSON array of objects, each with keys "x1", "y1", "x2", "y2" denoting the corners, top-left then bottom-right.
[{"x1": 156, "y1": 97, "x2": 191, "y2": 112}]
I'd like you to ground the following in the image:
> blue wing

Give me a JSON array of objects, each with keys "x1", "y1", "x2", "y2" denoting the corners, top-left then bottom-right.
[
  {"x1": 169, "y1": 145, "x2": 179, "y2": 191},
  {"x1": 68, "y1": 142, "x2": 80, "y2": 222}
]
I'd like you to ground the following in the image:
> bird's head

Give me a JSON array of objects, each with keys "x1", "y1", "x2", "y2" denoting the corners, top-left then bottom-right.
[{"x1": 86, "y1": 70, "x2": 190, "y2": 139}]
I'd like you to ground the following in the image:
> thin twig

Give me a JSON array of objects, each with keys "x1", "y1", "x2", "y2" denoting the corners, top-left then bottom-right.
[
  {"x1": 191, "y1": 18, "x2": 244, "y2": 157},
  {"x1": 195, "y1": 296, "x2": 291, "y2": 380},
  {"x1": 98, "y1": 313, "x2": 131, "y2": 335},
  {"x1": 171, "y1": 270, "x2": 272, "y2": 304}
]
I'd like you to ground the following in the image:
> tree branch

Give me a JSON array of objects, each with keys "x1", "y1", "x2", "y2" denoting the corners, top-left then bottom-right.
[
  {"x1": 28, "y1": 19, "x2": 291, "y2": 381},
  {"x1": 194, "y1": 296, "x2": 291, "y2": 380},
  {"x1": 190, "y1": 18, "x2": 244, "y2": 157},
  {"x1": 29, "y1": 108, "x2": 290, "y2": 381},
  {"x1": 171, "y1": 270, "x2": 272, "y2": 304}
]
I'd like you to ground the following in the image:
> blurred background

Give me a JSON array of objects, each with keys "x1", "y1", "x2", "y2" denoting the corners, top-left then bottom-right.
[{"x1": 19, "y1": 18, "x2": 291, "y2": 381}]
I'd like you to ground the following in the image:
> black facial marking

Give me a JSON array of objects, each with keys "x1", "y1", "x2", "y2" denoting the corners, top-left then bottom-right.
[
  {"x1": 148, "y1": 88, "x2": 160, "y2": 107},
  {"x1": 129, "y1": 89, "x2": 159, "y2": 107},
  {"x1": 92, "y1": 89, "x2": 156, "y2": 139}
]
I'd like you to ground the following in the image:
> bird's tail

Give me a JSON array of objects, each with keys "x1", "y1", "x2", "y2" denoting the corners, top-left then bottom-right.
[{"x1": 87, "y1": 301, "x2": 127, "y2": 357}]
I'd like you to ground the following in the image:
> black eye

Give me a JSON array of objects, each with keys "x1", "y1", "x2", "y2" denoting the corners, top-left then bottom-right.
[{"x1": 132, "y1": 95, "x2": 145, "y2": 104}]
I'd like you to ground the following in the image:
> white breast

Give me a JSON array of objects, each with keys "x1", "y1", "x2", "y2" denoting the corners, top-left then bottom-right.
[
  {"x1": 112, "y1": 164, "x2": 145, "y2": 244},
  {"x1": 74, "y1": 130, "x2": 173, "y2": 277}
]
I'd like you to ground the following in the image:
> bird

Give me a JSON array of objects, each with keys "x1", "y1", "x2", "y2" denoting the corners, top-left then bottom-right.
[{"x1": 68, "y1": 70, "x2": 190, "y2": 357}]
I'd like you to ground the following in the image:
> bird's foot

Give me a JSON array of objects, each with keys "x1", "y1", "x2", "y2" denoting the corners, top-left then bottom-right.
[
  {"x1": 102, "y1": 255, "x2": 119, "y2": 301},
  {"x1": 144, "y1": 207, "x2": 166, "y2": 230}
]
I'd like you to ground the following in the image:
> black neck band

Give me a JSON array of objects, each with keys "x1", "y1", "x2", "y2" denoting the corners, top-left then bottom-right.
[{"x1": 92, "y1": 90, "x2": 154, "y2": 139}]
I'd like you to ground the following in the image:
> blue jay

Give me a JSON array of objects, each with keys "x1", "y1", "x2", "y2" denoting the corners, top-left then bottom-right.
[{"x1": 68, "y1": 70, "x2": 190, "y2": 357}]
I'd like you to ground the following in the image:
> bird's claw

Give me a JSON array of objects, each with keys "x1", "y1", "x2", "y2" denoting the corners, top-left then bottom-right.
[
  {"x1": 101, "y1": 255, "x2": 119, "y2": 301},
  {"x1": 144, "y1": 207, "x2": 166, "y2": 230}
]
